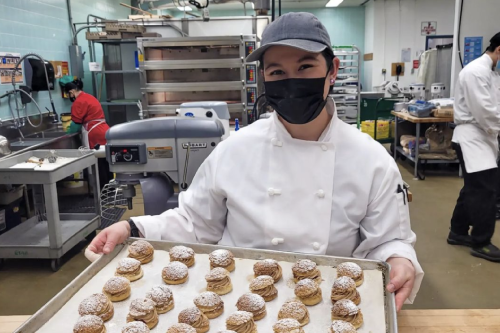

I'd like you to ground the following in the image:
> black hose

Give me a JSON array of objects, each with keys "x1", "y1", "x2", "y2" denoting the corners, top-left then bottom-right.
[{"x1": 457, "y1": 0, "x2": 464, "y2": 68}]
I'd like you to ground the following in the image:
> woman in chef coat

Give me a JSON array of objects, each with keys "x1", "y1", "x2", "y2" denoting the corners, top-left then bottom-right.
[
  {"x1": 448, "y1": 33, "x2": 500, "y2": 262},
  {"x1": 88, "y1": 12, "x2": 423, "y2": 311}
]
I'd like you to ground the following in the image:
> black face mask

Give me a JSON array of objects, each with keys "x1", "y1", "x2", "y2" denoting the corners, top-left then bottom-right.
[
  {"x1": 70, "y1": 96, "x2": 76, "y2": 103},
  {"x1": 264, "y1": 73, "x2": 329, "y2": 125}
]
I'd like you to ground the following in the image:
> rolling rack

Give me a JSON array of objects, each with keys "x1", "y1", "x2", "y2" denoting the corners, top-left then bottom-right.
[{"x1": 330, "y1": 45, "x2": 362, "y2": 127}]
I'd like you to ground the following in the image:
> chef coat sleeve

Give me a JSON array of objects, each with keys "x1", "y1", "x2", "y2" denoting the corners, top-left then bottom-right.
[
  {"x1": 71, "y1": 99, "x2": 85, "y2": 124},
  {"x1": 352, "y1": 158, "x2": 424, "y2": 304},
  {"x1": 463, "y1": 71, "x2": 500, "y2": 135},
  {"x1": 130, "y1": 146, "x2": 227, "y2": 244}
]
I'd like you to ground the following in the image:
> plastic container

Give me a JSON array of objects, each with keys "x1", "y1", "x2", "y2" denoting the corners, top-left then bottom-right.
[
  {"x1": 62, "y1": 170, "x2": 84, "y2": 188},
  {"x1": 61, "y1": 113, "x2": 72, "y2": 132},
  {"x1": 361, "y1": 120, "x2": 390, "y2": 139}
]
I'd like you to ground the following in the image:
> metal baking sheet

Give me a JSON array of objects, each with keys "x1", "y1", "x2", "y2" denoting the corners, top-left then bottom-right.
[{"x1": 15, "y1": 239, "x2": 397, "y2": 333}]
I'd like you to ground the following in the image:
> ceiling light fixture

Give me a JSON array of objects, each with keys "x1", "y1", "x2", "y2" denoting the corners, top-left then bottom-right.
[
  {"x1": 326, "y1": 0, "x2": 344, "y2": 7},
  {"x1": 177, "y1": 5, "x2": 192, "y2": 11}
]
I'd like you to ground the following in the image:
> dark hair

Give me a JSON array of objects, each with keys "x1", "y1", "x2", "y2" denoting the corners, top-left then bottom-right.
[
  {"x1": 487, "y1": 32, "x2": 500, "y2": 52},
  {"x1": 258, "y1": 49, "x2": 335, "y2": 72},
  {"x1": 64, "y1": 79, "x2": 83, "y2": 93}
]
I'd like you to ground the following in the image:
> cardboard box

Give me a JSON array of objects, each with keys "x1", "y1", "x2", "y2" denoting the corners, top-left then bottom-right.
[
  {"x1": 105, "y1": 22, "x2": 146, "y2": 33},
  {"x1": 432, "y1": 108, "x2": 454, "y2": 118},
  {"x1": 361, "y1": 120, "x2": 390, "y2": 140},
  {"x1": 86, "y1": 31, "x2": 121, "y2": 40}
]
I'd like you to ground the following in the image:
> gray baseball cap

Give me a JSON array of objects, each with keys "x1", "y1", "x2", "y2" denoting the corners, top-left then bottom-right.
[{"x1": 246, "y1": 12, "x2": 334, "y2": 63}]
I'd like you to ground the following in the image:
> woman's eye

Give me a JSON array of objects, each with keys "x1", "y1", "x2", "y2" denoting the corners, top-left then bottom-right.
[
  {"x1": 299, "y1": 64, "x2": 313, "y2": 71},
  {"x1": 269, "y1": 70, "x2": 285, "y2": 76}
]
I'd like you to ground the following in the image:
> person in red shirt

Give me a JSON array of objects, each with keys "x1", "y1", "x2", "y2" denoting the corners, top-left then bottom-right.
[{"x1": 64, "y1": 79, "x2": 111, "y2": 190}]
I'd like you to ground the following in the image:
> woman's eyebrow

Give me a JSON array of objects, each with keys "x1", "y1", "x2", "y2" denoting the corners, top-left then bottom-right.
[
  {"x1": 297, "y1": 55, "x2": 320, "y2": 62},
  {"x1": 264, "y1": 62, "x2": 281, "y2": 70}
]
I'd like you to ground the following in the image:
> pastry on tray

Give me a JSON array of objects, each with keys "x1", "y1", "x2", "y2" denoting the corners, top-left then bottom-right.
[
  {"x1": 169, "y1": 245, "x2": 195, "y2": 267},
  {"x1": 217, "y1": 331, "x2": 237, "y2": 333},
  {"x1": 166, "y1": 323, "x2": 197, "y2": 333},
  {"x1": 329, "y1": 320, "x2": 357, "y2": 333},
  {"x1": 126, "y1": 298, "x2": 159, "y2": 329},
  {"x1": 128, "y1": 240, "x2": 154, "y2": 264},
  {"x1": 254, "y1": 259, "x2": 282, "y2": 282},
  {"x1": 294, "y1": 278, "x2": 322, "y2": 306},
  {"x1": 122, "y1": 321, "x2": 150, "y2": 333},
  {"x1": 146, "y1": 285, "x2": 174, "y2": 314},
  {"x1": 102, "y1": 276, "x2": 131, "y2": 302},
  {"x1": 330, "y1": 276, "x2": 361, "y2": 305},
  {"x1": 78, "y1": 293, "x2": 114, "y2": 322},
  {"x1": 74, "y1": 315, "x2": 106, "y2": 333},
  {"x1": 249, "y1": 275, "x2": 278, "y2": 301},
  {"x1": 226, "y1": 311, "x2": 257, "y2": 333},
  {"x1": 178, "y1": 307, "x2": 210, "y2": 333},
  {"x1": 162, "y1": 261, "x2": 189, "y2": 285},
  {"x1": 292, "y1": 259, "x2": 321, "y2": 284},
  {"x1": 236, "y1": 293, "x2": 267, "y2": 321},
  {"x1": 193, "y1": 291, "x2": 224, "y2": 319},
  {"x1": 272, "y1": 318, "x2": 304, "y2": 333},
  {"x1": 115, "y1": 258, "x2": 144, "y2": 282},
  {"x1": 209, "y1": 249, "x2": 235, "y2": 272},
  {"x1": 206, "y1": 267, "x2": 233, "y2": 295},
  {"x1": 331, "y1": 299, "x2": 363, "y2": 329},
  {"x1": 277, "y1": 300, "x2": 310, "y2": 326},
  {"x1": 336, "y1": 262, "x2": 364, "y2": 287}
]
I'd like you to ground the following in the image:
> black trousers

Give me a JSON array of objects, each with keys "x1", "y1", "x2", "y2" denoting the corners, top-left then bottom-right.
[{"x1": 451, "y1": 143, "x2": 497, "y2": 247}]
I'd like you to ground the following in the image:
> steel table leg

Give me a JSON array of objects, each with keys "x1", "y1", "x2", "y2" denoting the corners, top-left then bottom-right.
[
  {"x1": 414, "y1": 123, "x2": 421, "y2": 180},
  {"x1": 91, "y1": 162, "x2": 101, "y2": 223},
  {"x1": 44, "y1": 183, "x2": 62, "y2": 249},
  {"x1": 393, "y1": 118, "x2": 398, "y2": 159}
]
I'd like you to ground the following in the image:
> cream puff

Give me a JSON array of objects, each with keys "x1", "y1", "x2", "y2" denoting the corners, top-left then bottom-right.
[
  {"x1": 166, "y1": 324, "x2": 197, "y2": 333},
  {"x1": 249, "y1": 275, "x2": 278, "y2": 302},
  {"x1": 330, "y1": 276, "x2": 361, "y2": 305},
  {"x1": 178, "y1": 307, "x2": 210, "y2": 333},
  {"x1": 253, "y1": 259, "x2": 282, "y2": 283},
  {"x1": 78, "y1": 293, "x2": 114, "y2": 322},
  {"x1": 272, "y1": 319, "x2": 304, "y2": 333},
  {"x1": 329, "y1": 320, "x2": 357, "y2": 333},
  {"x1": 169, "y1": 245, "x2": 195, "y2": 267},
  {"x1": 277, "y1": 300, "x2": 310, "y2": 327},
  {"x1": 162, "y1": 261, "x2": 189, "y2": 285},
  {"x1": 122, "y1": 321, "x2": 150, "y2": 333},
  {"x1": 127, "y1": 298, "x2": 159, "y2": 329},
  {"x1": 294, "y1": 279, "x2": 322, "y2": 306},
  {"x1": 336, "y1": 262, "x2": 364, "y2": 287},
  {"x1": 128, "y1": 240, "x2": 154, "y2": 264},
  {"x1": 209, "y1": 249, "x2": 235, "y2": 272},
  {"x1": 292, "y1": 259, "x2": 321, "y2": 284},
  {"x1": 193, "y1": 291, "x2": 224, "y2": 319},
  {"x1": 331, "y1": 299, "x2": 363, "y2": 329},
  {"x1": 115, "y1": 258, "x2": 144, "y2": 282},
  {"x1": 146, "y1": 285, "x2": 174, "y2": 314},
  {"x1": 206, "y1": 267, "x2": 233, "y2": 295},
  {"x1": 74, "y1": 315, "x2": 106, "y2": 333},
  {"x1": 103, "y1": 276, "x2": 131, "y2": 302},
  {"x1": 236, "y1": 293, "x2": 266, "y2": 321},
  {"x1": 226, "y1": 311, "x2": 257, "y2": 333}
]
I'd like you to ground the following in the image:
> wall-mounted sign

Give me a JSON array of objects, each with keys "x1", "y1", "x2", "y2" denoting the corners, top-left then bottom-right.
[
  {"x1": 464, "y1": 36, "x2": 483, "y2": 66},
  {"x1": 50, "y1": 61, "x2": 70, "y2": 78},
  {"x1": 421, "y1": 22, "x2": 437, "y2": 36},
  {"x1": 0, "y1": 52, "x2": 23, "y2": 85}
]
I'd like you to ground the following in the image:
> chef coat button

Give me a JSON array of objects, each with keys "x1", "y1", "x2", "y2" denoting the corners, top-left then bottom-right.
[
  {"x1": 272, "y1": 238, "x2": 284, "y2": 246},
  {"x1": 321, "y1": 144, "x2": 328, "y2": 151},
  {"x1": 268, "y1": 188, "x2": 281, "y2": 196},
  {"x1": 271, "y1": 138, "x2": 283, "y2": 147},
  {"x1": 316, "y1": 189, "x2": 325, "y2": 198},
  {"x1": 312, "y1": 242, "x2": 320, "y2": 250}
]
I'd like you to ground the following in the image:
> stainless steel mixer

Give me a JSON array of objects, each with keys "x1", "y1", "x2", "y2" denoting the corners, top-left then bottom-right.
[{"x1": 100, "y1": 117, "x2": 224, "y2": 220}]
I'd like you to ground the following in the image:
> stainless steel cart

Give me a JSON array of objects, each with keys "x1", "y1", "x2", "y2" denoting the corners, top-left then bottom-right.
[{"x1": 0, "y1": 150, "x2": 101, "y2": 271}]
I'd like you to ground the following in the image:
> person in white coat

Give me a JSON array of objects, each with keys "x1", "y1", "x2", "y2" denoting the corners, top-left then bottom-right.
[
  {"x1": 448, "y1": 33, "x2": 500, "y2": 262},
  {"x1": 88, "y1": 12, "x2": 423, "y2": 311}
]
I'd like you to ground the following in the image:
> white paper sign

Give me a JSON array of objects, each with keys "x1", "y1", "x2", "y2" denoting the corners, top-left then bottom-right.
[
  {"x1": 0, "y1": 52, "x2": 23, "y2": 85},
  {"x1": 88, "y1": 62, "x2": 102, "y2": 71},
  {"x1": 401, "y1": 48, "x2": 412, "y2": 62}
]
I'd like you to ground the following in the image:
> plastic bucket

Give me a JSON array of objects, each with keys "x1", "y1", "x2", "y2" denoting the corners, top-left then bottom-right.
[
  {"x1": 62, "y1": 170, "x2": 84, "y2": 188},
  {"x1": 61, "y1": 113, "x2": 72, "y2": 132}
]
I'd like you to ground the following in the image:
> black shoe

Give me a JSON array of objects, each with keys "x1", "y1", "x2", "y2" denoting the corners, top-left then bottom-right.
[
  {"x1": 447, "y1": 231, "x2": 473, "y2": 247},
  {"x1": 471, "y1": 244, "x2": 500, "y2": 262}
]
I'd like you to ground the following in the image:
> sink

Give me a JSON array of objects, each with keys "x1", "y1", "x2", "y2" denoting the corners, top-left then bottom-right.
[
  {"x1": 26, "y1": 131, "x2": 68, "y2": 139},
  {"x1": 7, "y1": 130, "x2": 81, "y2": 153}
]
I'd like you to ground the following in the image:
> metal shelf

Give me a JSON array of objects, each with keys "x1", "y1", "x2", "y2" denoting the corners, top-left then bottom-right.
[
  {"x1": 101, "y1": 100, "x2": 139, "y2": 106},
  {"x1": 101, "y1": 70, "x2": 139, "y2": 74},
  {"x1": 142, "y1": 81, "x2": 242, "y2": 93},
  {"x1": 143, "y1": 59, "x2": 242, "y2": 70},
  {"x1": 93, "y1": 39, "x2": 138, "y2": 44}
]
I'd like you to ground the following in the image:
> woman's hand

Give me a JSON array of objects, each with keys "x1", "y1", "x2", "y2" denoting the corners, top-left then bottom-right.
[
  {"x1": 87, "y1": 221, "x2": 131, "y2": 258},
  {"x1": 386, "y1": 257, "x2": 416, "y2": 312}
]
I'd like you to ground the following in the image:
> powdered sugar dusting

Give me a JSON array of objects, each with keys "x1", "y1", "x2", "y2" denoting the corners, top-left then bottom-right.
[
  {"x1": 273, "y1": 318, "x2": 301, "y2": 331},
  {"x1": 226, "y1": 311, "x2": 254, "y2": 325},
  {"x1": 169, "y1": 246, "x2": 195, "y2": 260},
  {"x1": 278, "y1": 301, "x2": 308, "y2": 320},
  {"x1": 294, "y1": 279, "x2": 317, "y2": 295},
  {"x1": 330, "y1": 320, "x2": 356, "y2": 332},
  {"x1": 104, "y1": 277, "x2": 130, "y2": 294},
  {"x1": 209, "y1": 249, "x2": 234, "y2": 266},
  {"x1": 117, "y1": 258, "x2": 141, "y2": 272},
  {"x1": 178, "y1": 307, "x2": 202, "y2": 324},
  {"x1": 337, "y1": 262, "x2": 362, "y2": 278},
  {"x1": 166, "y1": 323, "x2": 197, "y2": 333},
  {"x1": 78, "y1": 293, "x2": 108, "y2": 315},
  {"x1": 216, "y1": 331, "x2": 237, "y2": 333},
  {"x1": 162, "y1": 261, "x2": 188, "y2": 280},
  {"x1": 205, "y1": 267, "x2": 230, "y2": 281},
  {"x1": 129, "y1": 298, "x2": 156, "y2": 316},
  {"x1": 236, "y1": 293, "x2": 265, "y2": 312},
  {"x1": 122, "y1": 321, "x2": 150, "y2": 333},
  {"x1": 129, "y1": 240, "x2": 153, "y2": 255},
  {"x1": 292, "y1": 259, "x2": 316, "y2": 273},
  {"x1": 194, "y1": 291, "x2": 223, "y2": 307},
  {"x1": 332, "y1": 276, "x2": 356, "y2": 292},
  {"x1": 146, "y1": 285, "x2": 172, "y2": 305},
  {"x1": 74, "y1": 315, "x2": 103, "y2": 333},
  {"x1": 250, "y1": 275, "x2": 274, "y2": 290},
  {"x1": 332, "y1": 299, "x2": 359, "y2": 317}
]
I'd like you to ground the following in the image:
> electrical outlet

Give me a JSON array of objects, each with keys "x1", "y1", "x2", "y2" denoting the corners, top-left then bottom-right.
[{"x1": 382, "y1": 69, "x2": 387, "y2": 74}]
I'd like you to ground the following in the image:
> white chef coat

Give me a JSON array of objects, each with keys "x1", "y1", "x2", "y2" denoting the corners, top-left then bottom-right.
[
  {"x1": 132, "y1": 100, "x2": 424, "y2": 303},
  {"x1": 453, "y1": 53, "x2": 500, "y2": 173}
]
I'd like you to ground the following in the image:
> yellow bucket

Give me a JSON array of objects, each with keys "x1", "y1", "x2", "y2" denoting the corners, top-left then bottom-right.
[{"x1": 61, "y1": 113, "x2": 72, "y2": 132}]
